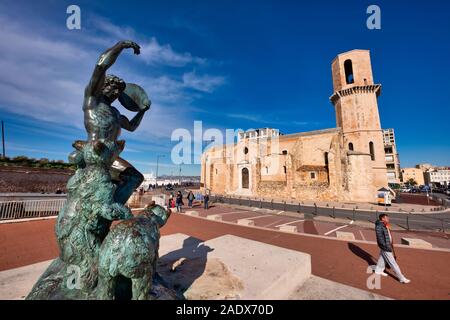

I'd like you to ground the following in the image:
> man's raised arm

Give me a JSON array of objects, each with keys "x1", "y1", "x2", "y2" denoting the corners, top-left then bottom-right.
[
  {"x1": 84, "y1": 40, "x2": 140, "y2": 97},
  {"x1": 120, "y1": 107, "x2": 149, "y2": 132}
]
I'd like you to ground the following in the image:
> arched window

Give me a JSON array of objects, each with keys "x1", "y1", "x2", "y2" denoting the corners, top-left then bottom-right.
[
  {"x1": 369, "y1": 141, "x2": 375, "y2": 161},
  {"x1": 283, "y1": 166, "x2": 287, "y2": 174},
  {"x1": 348, "y1": 142, "x2": 354, "y2": 151},
  {"x1": 282, "y1": 150, "x2": 288, "y2": 155},
  {"x1": 265, "y1": 166, "x2": 269, "y2": 174},
  {"x1": 244, "y1": 147, "x2": 249, "y2": 154},
  {"x1": 242, "y1": 168, "x2": 249, "y2": 189},
  {"x1": 344, "y1": 59, "x2": 354, "y2": 84}
]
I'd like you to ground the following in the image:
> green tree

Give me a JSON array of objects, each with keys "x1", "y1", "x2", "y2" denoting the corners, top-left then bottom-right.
[{"x1": 406, "y1": 178, "x2": 417, "y2": 186}]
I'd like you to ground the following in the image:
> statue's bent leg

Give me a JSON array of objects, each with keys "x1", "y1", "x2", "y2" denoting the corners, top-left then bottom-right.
[
  {"x1": 97, "y1": 273, "x2": 116, "y2": 300},
  {"x1": 131, "y1": 273, "x2": 152, "y2": 300},
  {"x1": 111, "y1": 157, "x2": 144, "y2": 205}
]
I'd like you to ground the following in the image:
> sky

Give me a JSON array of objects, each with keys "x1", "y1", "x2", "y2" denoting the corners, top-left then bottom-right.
[{"x1": 0, "y1": 0, "x2": 449, "y2": 176}]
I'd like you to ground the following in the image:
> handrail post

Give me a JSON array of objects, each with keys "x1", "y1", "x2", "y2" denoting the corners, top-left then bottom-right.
[{"x1": 406, "y1": 212, "x2": 410, "y2": 231}]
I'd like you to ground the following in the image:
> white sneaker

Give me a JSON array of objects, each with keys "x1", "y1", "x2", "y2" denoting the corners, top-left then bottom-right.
[
  {"x1": 371, "y1": 265, "x2": 388, "y2": 277},
  {"x1": 400, "y1": 278, "x2": 411, "y2": 284}
]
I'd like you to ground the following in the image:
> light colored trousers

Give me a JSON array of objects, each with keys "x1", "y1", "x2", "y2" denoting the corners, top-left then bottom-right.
[{"x1": 375, "y1": 250, "x2": 407, "y2": 282}]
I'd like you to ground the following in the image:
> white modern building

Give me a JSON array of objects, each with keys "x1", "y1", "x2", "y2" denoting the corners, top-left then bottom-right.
[
  {"x1": 383, "y1": 128, "x2": 401, "y2": 184},
  {"x1": 424, "y1": 169, "x2": 450, "y2": 187}
]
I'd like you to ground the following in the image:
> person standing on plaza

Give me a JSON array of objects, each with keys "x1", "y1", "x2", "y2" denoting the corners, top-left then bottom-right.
[
  {"x1": 168, "y1": 192, "x2": 174, "y2": 208},
  {"x1": 203, "y1": 192, "x2": 210, "y2": 210},
  {"x1": 187, "y1": 191, "x2": 195, "y2": 208},
  {"x1": 373, "y1": 213, "x2": 410, "y2": 283},
  {"x1": 176, "y1": 191, "x2": 184, "y2": 213}
]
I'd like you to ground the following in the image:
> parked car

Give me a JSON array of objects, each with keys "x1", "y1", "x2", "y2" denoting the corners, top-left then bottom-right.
[{"x1": 400, "y1": 188, "x2": 411, "y2": 193}]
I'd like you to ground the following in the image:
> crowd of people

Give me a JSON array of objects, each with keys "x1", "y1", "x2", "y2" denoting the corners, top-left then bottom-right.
[{"x1": 166, "y1": 190, "x2": 210, "y2": 212}]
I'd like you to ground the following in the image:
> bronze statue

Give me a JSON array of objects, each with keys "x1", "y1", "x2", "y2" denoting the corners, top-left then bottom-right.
[
  {"x1": 98, "y1": 203, "x2": 171, "y2": 300},
  {"x1": 70, "y1": 40, "x2": 149, "y2": 205},
  {"x1": 27, "y1": 41, "x2": 175, "y2": 300}
]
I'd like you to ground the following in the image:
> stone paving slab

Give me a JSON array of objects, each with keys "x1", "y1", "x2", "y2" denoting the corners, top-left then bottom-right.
[{"x1": 401, "y1": 238, "x2": 433, "y2": 249}]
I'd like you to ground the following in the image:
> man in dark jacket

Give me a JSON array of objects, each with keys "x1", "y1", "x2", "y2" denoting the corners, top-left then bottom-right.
[{"x1": 373, "y1": 213, "x2": 410, "y2": 283}]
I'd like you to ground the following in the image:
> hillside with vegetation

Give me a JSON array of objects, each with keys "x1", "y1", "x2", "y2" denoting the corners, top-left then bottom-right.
[{"x1": 0, "y1": 156, "x2": 76, "y2": 170}]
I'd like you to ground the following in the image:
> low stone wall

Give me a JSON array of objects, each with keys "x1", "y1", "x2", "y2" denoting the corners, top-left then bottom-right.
[
  {"x1": 257, "y1": 181, "x2": 287, "y2": 199},
  {"x1": 257, "y1": 180, "x2": 339, "y2": 202}
]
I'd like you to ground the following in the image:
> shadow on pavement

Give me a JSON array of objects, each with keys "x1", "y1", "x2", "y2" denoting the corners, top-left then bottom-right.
[
  {"x1": 158, "y1": 236, "x2": 214, "y2": 296},
  {"x1": 348, "y1": 243, "x2": 376, "y2": 266}
]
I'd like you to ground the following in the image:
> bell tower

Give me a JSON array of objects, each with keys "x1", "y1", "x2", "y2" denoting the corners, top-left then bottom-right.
[{"x1": 330, "y1": 49, "x2": 387, "y2": 189}]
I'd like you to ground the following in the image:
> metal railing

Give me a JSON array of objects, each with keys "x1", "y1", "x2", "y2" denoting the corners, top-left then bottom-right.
[
  {"x1": 0, "y1": 198, "x2": 66, "y2": 221},
  {"x1": 210, "y1": 194, "x2": 450, "y2": 232}
]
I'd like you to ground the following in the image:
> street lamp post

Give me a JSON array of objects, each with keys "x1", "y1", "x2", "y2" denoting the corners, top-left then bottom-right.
[
  {"x1": 155, "y1": 155, "x2": 165, "y2": 189},
  {"x1": 1, "y1": 121, "x2": 5, "y2": 159}
]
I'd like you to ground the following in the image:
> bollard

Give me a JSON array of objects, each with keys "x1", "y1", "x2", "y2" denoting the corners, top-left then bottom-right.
[
  {"x1": 284, "y1": 201, "x2": 287, "y2": 211},
  {"x1": 332, "y1": 206, "x2": 335, "y2": 219},
  {"x1": 353, "y1": 208, "x2": 355, "y2": 221},
  {"x1": 260, "y1": 198, "x2": 262, "y2": 208},
  {"x1": 406, "y1": 213, "x2": 410, "y2": 231},
  {"x1": 271, "y1": 199, "x2": 274, "y2": 210},
  {"x1": 298, "y1": 202, "x2": 301, "y2": 213},
  {"x1": 442, "y1": 219, "x2": 445, "y2": 233},
  {"x1": 249, "y1": 197, "x2": 252, "y2": 207},
  {"x1": 314, "y1": 203, "x2": 317, "y2": 215},
  {"x1": 239, "y1": 196, "x2": 242, "y2": 206}
]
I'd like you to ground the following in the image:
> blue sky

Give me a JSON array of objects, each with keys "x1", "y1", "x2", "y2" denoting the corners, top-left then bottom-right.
[{"x1": 0, "y1": 0, "x2": 449, "y2": 176}]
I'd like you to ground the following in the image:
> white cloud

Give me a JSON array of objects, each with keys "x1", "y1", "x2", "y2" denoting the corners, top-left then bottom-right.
[
  {"x1": 93, "y1": 18, "x2": 205, "y2": 67},
  {"x1": 0, "y1": 13, "x2": 225, "y2": 143},
  {"x1": 182, "y1": 71, "x2": 226, "y2": 92},
  {"x1": 140, "y1": 37, "x2": 206, "y2": 67}
]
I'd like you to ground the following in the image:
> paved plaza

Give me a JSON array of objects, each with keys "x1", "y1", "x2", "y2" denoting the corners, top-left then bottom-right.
[{"x1": 1, "y1": 204, "x2": 449, "y2": 300}]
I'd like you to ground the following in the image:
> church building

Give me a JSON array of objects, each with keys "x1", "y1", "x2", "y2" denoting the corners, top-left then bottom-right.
[{"x1": 200, "y1": 50, "x2": 388, "y2": 202}]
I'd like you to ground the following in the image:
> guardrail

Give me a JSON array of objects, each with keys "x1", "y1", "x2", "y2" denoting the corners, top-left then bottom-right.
[
  {"x1": 0, "y1": 199, "x2": 66, "y2": 221},
  {"x1": 429, "y1": 194, "x2": 450, "y2": 208},
  {"x1": 210, "y1": 194, "x2": 450, "y2": 232}
]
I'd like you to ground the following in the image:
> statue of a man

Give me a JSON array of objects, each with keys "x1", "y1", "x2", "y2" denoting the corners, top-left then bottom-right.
[{"x1": 71, "y1": 40, "x2": 149, "y2": 204}]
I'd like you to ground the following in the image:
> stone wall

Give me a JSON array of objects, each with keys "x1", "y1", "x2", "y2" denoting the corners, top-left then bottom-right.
[{"x1": 0, "y1": 166, "x2": 73, "y2": 193}]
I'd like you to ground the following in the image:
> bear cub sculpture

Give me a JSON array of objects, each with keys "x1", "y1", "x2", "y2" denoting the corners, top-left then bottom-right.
[{"x1": 97, "y1": 202, "x2": 171, "y2": 300}]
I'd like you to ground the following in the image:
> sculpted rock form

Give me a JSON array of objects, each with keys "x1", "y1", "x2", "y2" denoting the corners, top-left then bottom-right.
[{"x1": 27, "y1": 41, "x2": 174, "y2": 300}]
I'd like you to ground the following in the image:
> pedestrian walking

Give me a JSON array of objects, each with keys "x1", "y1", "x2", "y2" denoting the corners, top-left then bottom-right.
[
  {"x1": 176, "y1": 191, "x2": 184, "y2": 213},
  {"x1": 203, "y1": 193, "x2": 210, "y2": 210},
  {"x1": 373, "y1": 213, "x2": 410, "y2": 283},
  {"x1": 187, "y1": 190, "x2": 195, "y2": 208}
]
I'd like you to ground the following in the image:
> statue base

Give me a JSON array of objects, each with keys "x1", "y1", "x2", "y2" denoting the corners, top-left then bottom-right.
[{"x1": 26, "y1": 258, "x2": 181, "y2": 300}]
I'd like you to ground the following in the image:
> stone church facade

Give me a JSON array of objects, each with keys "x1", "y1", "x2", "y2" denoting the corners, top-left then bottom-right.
[{"x1": 200, "y1": 50, "x2": 388, "y2": 202}]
